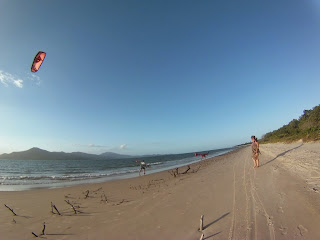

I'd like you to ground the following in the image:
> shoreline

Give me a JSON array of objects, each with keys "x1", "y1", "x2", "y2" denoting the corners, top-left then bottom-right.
[
  {"x1": 0, "y1": 148, "x2": 236, "y2": 192},
  {"x1": 1, "y1": 143, "x2": 319, "y2": 239}
]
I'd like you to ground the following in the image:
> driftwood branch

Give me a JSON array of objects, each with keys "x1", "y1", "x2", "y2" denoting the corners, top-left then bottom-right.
[
  {"x1": 41, "y1": 222, "x2": 46, "y2": 235},
  {"x1": 51, "y1": 202, "x2": 61, "y2": 215},
  {"x1": 32, "y1": 232, "x2": 39, "y2": 237},
  {"x1": 168, "y1": 164, "x2": 200, "y2": 177},
  {"x1": 200, "y1": 215, "x2": 204, "y2": 231},
  {"x1": 181, "y1": 165, "x2": 191, "y2": 174},
  {"x1": 200, "y1": 233, "x2": 204, "y2": 240},
  {"x1": 101, "y1": 193, "x2": 108, "y2": 203},
  {"x1": 93, "y1": 187, "x2": 103, "y2": 193},
  {"x1": 85, "y1": 190, "x2": 90, "y2": 199},
  {"x1": 193, "y1": 165, "x2": 201, "y2": 173},
  {"x1": 65, "y1": 200, "x2": 78, "y2": 214},
  {"x1": 4, "y1": 204, "x2": 17, "y2": 216}
]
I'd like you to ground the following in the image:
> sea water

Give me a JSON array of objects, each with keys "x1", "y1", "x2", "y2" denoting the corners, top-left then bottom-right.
[{"x1": 0, "y1": 147, "x2": 236, "y2": 191}]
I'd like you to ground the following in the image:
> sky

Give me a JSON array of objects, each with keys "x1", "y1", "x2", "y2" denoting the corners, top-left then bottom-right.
[{"x1": 0, "y1": 0, "x2": 320, "y2": 155}]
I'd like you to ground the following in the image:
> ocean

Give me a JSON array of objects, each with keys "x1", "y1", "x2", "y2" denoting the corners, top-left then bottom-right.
[{"x1": 0, "y1": 147, "x2": 236, "y2": 191}]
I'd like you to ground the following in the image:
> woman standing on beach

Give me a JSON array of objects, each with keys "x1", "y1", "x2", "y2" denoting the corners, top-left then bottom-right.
[{"x1": 251, "y1": 136, "x2": 260, "y2": 168}]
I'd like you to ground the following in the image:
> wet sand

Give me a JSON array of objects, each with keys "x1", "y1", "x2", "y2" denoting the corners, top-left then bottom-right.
[{"x1": 0, "y1": 142, "x2": 319, "y2": 240}]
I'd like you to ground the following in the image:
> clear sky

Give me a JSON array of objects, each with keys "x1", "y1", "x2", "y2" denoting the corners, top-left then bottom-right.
[{"x1": 0, "y1": 0, "x2": 319, "y2": 155}]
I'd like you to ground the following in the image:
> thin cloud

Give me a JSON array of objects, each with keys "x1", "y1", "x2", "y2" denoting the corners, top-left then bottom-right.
[
  {"x1": 27, "y1": 73, "x2": 41, "y2": 86},
  {"x1": 0, "y1": 70, "x2": 23, "y2": 88},
  {"x1": 74, "y1": 143, "x2": 108, "y2": 148},
  {"x1": 88, "y1": 144, "x2": 108, "y2": 148},
  {"x1": 120, "y1": 144, "x2": 127, "y2": 149}
]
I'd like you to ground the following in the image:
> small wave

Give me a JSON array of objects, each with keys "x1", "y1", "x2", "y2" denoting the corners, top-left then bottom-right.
[
  {"x1": 149, "y1": 162, "x2": 162, "y2": 166},
  {"x1": 0, "y1": 169, "x2": 139, "y2": 183}
]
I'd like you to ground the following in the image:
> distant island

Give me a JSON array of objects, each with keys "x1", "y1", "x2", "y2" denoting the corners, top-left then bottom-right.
[
  {"x1": 0, "y1": 147, "x2": 134, "y2": 160},
  {"x1": 261, "y1": 104, "x2": 320, "y2": 143}
]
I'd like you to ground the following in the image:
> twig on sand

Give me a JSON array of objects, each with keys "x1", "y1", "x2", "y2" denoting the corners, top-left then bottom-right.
[
  {"x1": 200, "y1": 233, "x2": 204, "y2": 240},
  {"x1": 193, "y1": 165, "x2": 201, "y2": 173},
  {"x1": 65, "y1": 200, "x2": 79, "y2": 214},
  {"x1": 85, "y1": 190, "x2": 90, "y2": 199},
  {"x1": 4, "y1": 204, "x2": 17, "y2": 216},
  {"x1": 199, "y1": 215, "x2": 204, "y2": 231},
  {"x1": 31, "y1": 232, "x2": 39, "y2": 237},
  {"x1": 101, "y1": 193, "x2": 108, "y2": 203},
  {"x1": 168, "y1": 164, "x2": 201, "y2": 177},
  {"x1": 51, "y1": 202, "x2": 61, "y2": 215},
  {"x1": 41, "y1": 222, "x2": 46, "y2": 235},
  {"x1": 93, "y1": 187, "x2": 103, "y2": 193},
  {"x1": 181, "y1": 165, "x2": 191, "y2": 174},
  {"x1": 168, "y1": 168, "x2": 179, "y2": 177}
]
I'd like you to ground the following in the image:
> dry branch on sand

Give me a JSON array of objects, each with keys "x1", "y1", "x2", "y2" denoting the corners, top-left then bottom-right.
[
  {"x1": 168, "y1": 164, "x2": 201, "y2": 177},
  {"x1": 51, "y1": 202, "x2": 61, "y2": 215},
  {"x1": 4, "y1": 204, "x2": 17, "y2": 216}
]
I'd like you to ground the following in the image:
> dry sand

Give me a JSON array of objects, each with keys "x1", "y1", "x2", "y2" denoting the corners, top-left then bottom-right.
[{"x1": 0, "y1": 142, "x2": 319, "y2": 240}]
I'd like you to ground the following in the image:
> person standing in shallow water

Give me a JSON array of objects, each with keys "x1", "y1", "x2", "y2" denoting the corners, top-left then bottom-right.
[{"x1": 251, "y1": 136, "x2": 260, "y2": 168}]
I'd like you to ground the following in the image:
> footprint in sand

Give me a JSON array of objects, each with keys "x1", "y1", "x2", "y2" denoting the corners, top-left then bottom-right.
[
  {"x1": 279, "y1": 226, "x2": 287, "y2": 235},
  {"x1": 297, "y1": 225, "x2": 308, "y2": 236},
  {"x1": 277, "y1": 207, "x2": 284, "y2": 213}
]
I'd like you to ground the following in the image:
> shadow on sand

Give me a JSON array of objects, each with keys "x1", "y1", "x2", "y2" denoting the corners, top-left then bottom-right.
[
  {"x1": 204, "y1": 231, "x2": 221, "y2": 239},
  {"x1": 203, "y1": 212, "x2": 230, "y2": 230},
  {"x1": 260, "y1": 143, "x2": 303, "y2": 167}
]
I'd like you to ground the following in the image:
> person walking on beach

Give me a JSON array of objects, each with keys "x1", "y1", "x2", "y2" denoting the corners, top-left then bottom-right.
[
  {"x1": 136, "y1": 160, "x2": 147, "y2": 176},
  {"x1": 251, "y1": 136, "x2": 260, "y2": 168}
]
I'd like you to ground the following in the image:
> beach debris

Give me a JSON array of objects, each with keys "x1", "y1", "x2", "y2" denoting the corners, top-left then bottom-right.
[
  {"x1": 181, "y1": 165, "x2": 191, "y2": 174},
  {"x1": 199, "y1": 233, "x2": 204, "y2": 240},
  {"x1": 65, "y1": 200, "x2": 81, "y2": 214},
  {"x1": 93, "y1": 187, "x2": 103, "y2": 193},
  {"x1": 168, "y1": 168, "x2": 179, "y2": 177},
  {"x1": 4, "y1": 204, "x2": 17, "y2": 216},
  {"x1": 31, "y1": 232, "x2": 39, "y2": 237},
  {"x1": 101, "y1": 193, "x2": 108, "y2": 203},
  {"x1": 85, "y1": 190, "x2": 90, "y2": 199},
  {"x1": 199, "y1": 215, "x2": 204, "y2": 231},
  {"x1": 41, "y1": 222, "x2": 46, "y2": 235},
  {"x1": 168, "y1": 164, "x2": 201, "y2": 177},
  {"x1": 51, "y1": 202, "x2": 61, "y2": 215}
]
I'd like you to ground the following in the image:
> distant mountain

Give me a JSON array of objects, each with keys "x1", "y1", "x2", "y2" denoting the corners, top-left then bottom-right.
[
  {"x1": 0, "y1": 147, "x2": 134, "y2": 160},
  {"x1": 99, "y1": 152, "x2": 133, "y2": 159}
]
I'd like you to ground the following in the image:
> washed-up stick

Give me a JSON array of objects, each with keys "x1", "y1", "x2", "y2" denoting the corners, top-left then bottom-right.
[
  {"x1": 93, "y1": 187, "x2": 103, "y2": 192},
  {"x1": 193, "y1": 165, "x2": 201, "y2": 173},
  {"x1": 31, "y1": 232, "x2": 39, "y2": 237},
  {"x1": 85, "y1": 190, "x2": 90, "y2": 199},
  {"x1": 200, "y1": 233, "x2": 204, "y2": 240},
  {"x1": 41, "y1": 222, "x2": 46, "y2": 235},
  {"x1": 101, "y1": 193, "x2": 108, "y2": 203},
  {"x1": 51, "y1": 202, "x2": 61, "y2": 215},
  {"x1": 181, "y1": 165, "x2": 191, "y2": 174},
  {"x1": 65, "y1": 200, "x2": 78, "y2": 214},
  {"x1": 4, "y1": 204, "x2": 17, "y2": 216},
  {"x1": 199, "y1": 215, "x2": 204, "y2": 231}
]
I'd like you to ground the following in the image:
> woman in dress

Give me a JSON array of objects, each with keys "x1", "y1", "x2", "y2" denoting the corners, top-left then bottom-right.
[{"x1": 251, "y1": 136, "x2": 260, "y2": 168}]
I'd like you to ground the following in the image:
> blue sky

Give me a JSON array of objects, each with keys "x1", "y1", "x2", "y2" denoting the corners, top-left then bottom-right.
[{"x1": 0, "y1": 0, "x2": 320, "y2": 155}]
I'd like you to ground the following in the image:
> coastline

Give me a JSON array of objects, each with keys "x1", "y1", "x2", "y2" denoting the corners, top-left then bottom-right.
[
  {"x1": 0, "y1": 148, "x2": 235, "y2": 191},
  {"x1": 0, "y1": 143, "x2": 319, "y2": 239}
]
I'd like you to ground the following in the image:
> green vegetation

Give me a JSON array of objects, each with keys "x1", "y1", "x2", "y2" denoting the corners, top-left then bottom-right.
[{"x1": 261, "y1": 105, "x2": 320, "y2": 143}]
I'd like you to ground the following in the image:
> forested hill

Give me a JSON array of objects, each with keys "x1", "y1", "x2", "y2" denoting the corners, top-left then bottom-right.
[{"x1": 262, "y1": 105, "x2": 320, "y2": 143}]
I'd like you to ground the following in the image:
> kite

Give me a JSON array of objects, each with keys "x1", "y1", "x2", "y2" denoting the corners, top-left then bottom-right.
[
  {"x1": 194, "y1": 152, "x2": 209, "y2": 159},
  {"x1": 31, "y1": 51, "x2": 46, "y2": 72}
]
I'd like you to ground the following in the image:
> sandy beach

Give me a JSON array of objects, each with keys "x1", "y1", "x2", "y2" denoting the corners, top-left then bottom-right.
[{"x1": 1, "y1": 142, "x2": 319, "y2": 240}]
